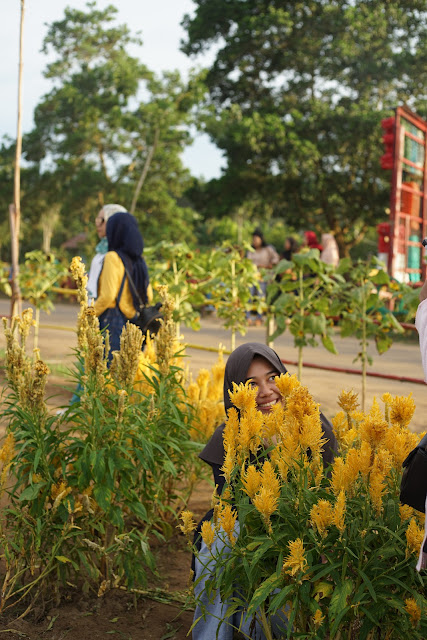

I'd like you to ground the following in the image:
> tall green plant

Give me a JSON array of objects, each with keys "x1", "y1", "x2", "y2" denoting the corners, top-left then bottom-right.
[
  {"x1": 207, "y1": 243, "x2": 259, "y2": 351},
  {"x1": 18, "y1": 250, "x2": 67, "y2": 350},
  {"x1": 268, "y1": 250, "x2": 340, "y2": 379},
  {"x1": 335, "y1": 258, "x2": 404, "y2": 410},
  {"x1": 145, "y1": 242, "x2": 206, "y2": 338},
  {"x1": 0, "y1": 261, "x2": 197, "y2": 616}
]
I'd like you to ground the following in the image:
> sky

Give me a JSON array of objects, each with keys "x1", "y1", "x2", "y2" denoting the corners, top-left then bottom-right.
[{"x1": 0, "y1": 0, "x2": 225, "y2": 180}]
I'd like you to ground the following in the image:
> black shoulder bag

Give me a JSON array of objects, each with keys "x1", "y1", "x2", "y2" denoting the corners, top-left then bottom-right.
[
  {"x1": 123, "y1": 266, "x2": 163, "y2": 338},
  {"x1": 400, "y1": 433, "x2": 427, "y2": 513}
]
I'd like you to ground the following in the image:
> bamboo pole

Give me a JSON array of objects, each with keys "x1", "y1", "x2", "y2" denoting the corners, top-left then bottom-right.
[{"x1": 10, "y1": 0, "x2": 25, "y2": 318}]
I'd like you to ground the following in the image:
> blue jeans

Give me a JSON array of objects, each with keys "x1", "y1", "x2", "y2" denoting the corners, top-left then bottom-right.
[
  {"x1": 193, "y1": 522, "x2": 288, "y2": 639},
  {"x1": 98, "y1": 306, "x2": 126, "y2": 364}
]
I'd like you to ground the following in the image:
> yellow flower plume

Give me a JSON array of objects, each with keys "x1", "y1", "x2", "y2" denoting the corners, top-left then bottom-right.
[
  {"x1": 405, "y1": 598, "x2": 421, "y2": 627},
  {"x1": 311, "y1": 499, "x2": 334, "y2": 536},
  {"x1": 200, "y1": 521, "x2": 215, "y2": 551},
  {"x1": 282, "y1": 538, "x2": 307, "y2": 576}
]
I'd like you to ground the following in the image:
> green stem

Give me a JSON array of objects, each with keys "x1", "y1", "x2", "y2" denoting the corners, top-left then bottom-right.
[{"x1": 258, "y1": 603, "x2": 274, "y2": 640}]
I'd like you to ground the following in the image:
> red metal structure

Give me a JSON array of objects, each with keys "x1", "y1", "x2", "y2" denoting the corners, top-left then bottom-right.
[{"x1": 380, "y1": 106, "x2": 427, "y2": 282}]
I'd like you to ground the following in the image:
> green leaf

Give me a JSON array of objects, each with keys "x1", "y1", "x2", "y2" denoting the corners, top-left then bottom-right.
[
  {"x1": 329, "y1": 579, "x2": 353, "y2": 633},
  {"x1": 321, "y1": 333, "x2": 337, "y2": 354},
  {"x1": 55, "y1": 555, "x2": 71, "y2": 563},
  {"x1": 246, "y1": 573, "x2": 283, "y2": 616},
  {"x1": 93, "y1": 485, "x2": 112, "y2": 511},
  {"x1": 19, "y1": 483, "x2": 45, "y2": 501}
]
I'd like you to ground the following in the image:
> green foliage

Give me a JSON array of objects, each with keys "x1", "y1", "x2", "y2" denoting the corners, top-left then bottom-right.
[
  {"x1": 15, "y1": 2, "x2": 203, "y2": 250},
  {"x1": 334, "y1": 257, "x2": 404, "y2": 408},
  {"x1": 182, "y1": 1, "x2": 427, "y2": 251},
  {"x1": 19, "y1": 251, "x2": 67, "y2": 313},
  {"x1": 146, "y1": 241, "x2": 207, "y2": 333},
  {"x1": 0, "y1": 292, "x2": 197, "y2": 613},
  {"x1": 206, "y1": 243, "x2": 259, "y2": 349},
  {"x1": 268, "y1": 249, "x2": 341, "y2": 379}
]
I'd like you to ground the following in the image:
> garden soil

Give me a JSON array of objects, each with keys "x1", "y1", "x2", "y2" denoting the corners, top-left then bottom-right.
[{"x1": 1, "y1": 301, "x2": 427, "y2": 637}]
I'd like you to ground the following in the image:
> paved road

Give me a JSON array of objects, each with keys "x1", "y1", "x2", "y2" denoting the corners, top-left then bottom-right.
[{"x1": 1, "y1": 300, "x2": 426, "y2": 432}]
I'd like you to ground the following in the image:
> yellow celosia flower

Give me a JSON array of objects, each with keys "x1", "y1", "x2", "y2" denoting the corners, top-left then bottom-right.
[
  {"x1": 405, "y1": 598, "x2": 421, "y2": 627},
  {"x1": 155, "y1": 286, "x2": 176, "y2": 376},
  {"x1": 196, "y1": 369, "x2": 210, "y2": 401},
  {"x1": 333, "y1": 490, "x2": 346, "y2": 533},
  {"x1": 261, "y1": 460, "x2": 281, "y2": 500},
  {"x1": 299, "y1": 413, "x2": 325, "y2": 454},
  {"x1": 282, "y1": 538, "x2": 307, "y2": 576},
  {"x1": 223, "y1": 408, "x2": 240, "y2": 456},
  {"x1": 330, "y1": 458, "x2": 349, "y2": 495},
  {"x1": 200, "y1": 520, "x2": 215, "y2": 551},
  {"x1": 381, "y1": 392, "x2": 393, "y2": 423},
  {"x1": 311, "y1": 500, "x2": 334, "y2": 536},
  {"x1": 338, "y1": 389, "x2": 359, "y2": 414},
  {"x1": 343, "y1": 448, "x2": 362, "y2": 490},
  {"x1": 390, "y1": 394, "x2": 416, "y2": 429},
  {"x1": 219, "y1": 504, "x2": 237, "y2": 545},
  {"x1": 406, "y1": 518, "x2": 424, "y2": 557},
  {"x1": 313, "y1": 609, "x2": 324, "y2": 628},
  {"x1": 383, "y1": 426, "x2": 417, "y2": 469},
  {"x1": 242, "y1": 465, "x2": 262, "y2": 499},
  {"x1": 399, "y1": 504, "x2": 414, "y2": 522},
  {"x1": 274, "y1": 373, "x2": 300, "y2": 400},
  {"x1": 253, "y1": 487, "x2": 278, "y2": 532},
  {"x1": 372, "y1": 448, "x2": 393, "y2": 478},
  {"x1": 357, "y1": 440, "x2": 372, "y2": 478},
  {"x1": 262, "y1": 402, "x2": 285, "y2": 440},
  {"x1": 239, "y1": 407, "x2": 264, "y2": 456},
  {"x1": 228, "y1": 381, "x2": 257, "y2": 413},
  {"x1": 331, "y1": 411, "x2": 350, "y2": 444},
  {"x1": 0, "y1": 432, "x2": 15, "y2": 465},
  {"x1": 342, "y1": 427, "x2": 359, "y2": 449},
  {"x1": 179, "y1": 510, "x2": 197, "y2": 537},
  {"x1": 286, "y1": 387, "x2": 318, "y2": 424},
  {"x1": 221, "y1": 450, "x2": 235, "y2": 484},
  {"x1": 359, "y1": 398, "x2": 388, "y2": 448},
  {"x1": 369, "y1": 471, "x2": 385, "y2": 515}
]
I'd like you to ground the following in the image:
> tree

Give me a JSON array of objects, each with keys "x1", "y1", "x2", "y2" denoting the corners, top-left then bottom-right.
[
  {"x1": 182, "y1": 1, "x2": 427, "y2": 253},
  {"x1": 21, "y1": 2, "x2": 203, "y2": 247}
]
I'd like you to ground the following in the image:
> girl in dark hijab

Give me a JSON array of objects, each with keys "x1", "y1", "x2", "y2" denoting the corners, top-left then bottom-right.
[
  {"x1": 94, "y1": 211, "x2": 150, "y2": 360},
  {"x1": 192, "y1": 343, "x2": 337, "y2": 639},
  {"x1": 199, "y1": 342, "x2": 337, "y2": 493}
]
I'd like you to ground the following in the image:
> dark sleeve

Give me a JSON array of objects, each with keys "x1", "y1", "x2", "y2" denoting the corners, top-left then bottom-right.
[
  {"x1": 199, "y1": 423, "x2": 226, "y2": 466},
  {"x1": 320, "y1": 412, "x2": 338, "y2": 465}
]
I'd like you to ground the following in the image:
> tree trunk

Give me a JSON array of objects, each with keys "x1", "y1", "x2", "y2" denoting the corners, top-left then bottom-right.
[
  {"x1": 129, "y1": 127, "x2": 159, "y2": 215},
  {"x1": 10, "y1": 0, "x2": 25, "y2": 318}
]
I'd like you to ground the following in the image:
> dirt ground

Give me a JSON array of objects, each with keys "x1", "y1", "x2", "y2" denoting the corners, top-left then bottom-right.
[
  {"x1": 1, "y1": 301, "x2": 427, "y2": 637},
  {"x1": 0, "y1": 481, "x2": 212, "y2": 639}
]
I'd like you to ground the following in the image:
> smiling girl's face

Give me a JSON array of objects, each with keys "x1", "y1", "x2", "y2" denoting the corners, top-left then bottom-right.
[{"x1": 245, "y1": 356, "x2": 283, "y2": 414}]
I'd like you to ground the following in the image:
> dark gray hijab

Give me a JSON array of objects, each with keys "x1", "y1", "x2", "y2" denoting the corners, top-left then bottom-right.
[{"x1": 200, "y1": 342, "x2": 337, "y2": 466}]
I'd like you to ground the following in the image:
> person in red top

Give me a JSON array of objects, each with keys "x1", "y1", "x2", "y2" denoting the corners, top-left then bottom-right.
[{"x1": 303, "y1": 230, "x2": 323, "y2": 251}]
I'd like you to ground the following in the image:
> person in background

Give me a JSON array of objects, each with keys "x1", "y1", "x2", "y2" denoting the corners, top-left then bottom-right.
[
  {"x1": 87, "y1": 204, "x2": 127, "y2": 302},
  {"x1": 94, "y1": 211, "x2": 150, "y2": 360},
  {"x1": 246, "y1": 228, "x2": 279, "y2": 326},
  {"x1": 303, "y1": 230, "x2": 323, "y2": 252},
  {"x1": 281, "y1": 236, "x2": 299, "y2": 261},
  {"x1": 320, "y1": 232, "x2": 340, "y2": 268},
  {"x1": 414, "y1": 279, "x2": 427, "y2": 570}
]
